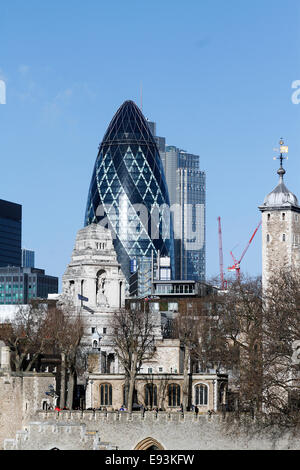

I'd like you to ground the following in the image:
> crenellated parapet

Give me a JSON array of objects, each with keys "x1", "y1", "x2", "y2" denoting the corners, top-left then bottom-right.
[{"x1": 4, "y1": 410, "x2": 300, "y2": 450}]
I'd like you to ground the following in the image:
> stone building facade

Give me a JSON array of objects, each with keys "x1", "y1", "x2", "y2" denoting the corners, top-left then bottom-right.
[
  {"x1": 62, "y1": 223, "x2": 125, "y2": 310},
  {"x1": 0, "y1": 345, "x2": 56, "y2": 449},
  {"x1": 59, "y1": 224, "x2": 227, "y2": 413},
  {"x1": 259, "y1": 154, "x2": 300, "y2": 289}
]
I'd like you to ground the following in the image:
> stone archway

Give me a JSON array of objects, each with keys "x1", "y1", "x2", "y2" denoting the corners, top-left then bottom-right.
[{"x1": 134, "y1": 437, "x2": 165, "y2": 450}]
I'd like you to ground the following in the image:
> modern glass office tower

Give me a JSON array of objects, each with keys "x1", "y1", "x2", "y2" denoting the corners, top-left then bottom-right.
[
  {"x1": 0, "y1": 199, "x2": 22, "y2": 267},
  {"x1": 144, "y1": 123, "x2": 206, "y2": 282},
  {"x1": 162, "y1": 146, "x2": 206, "y2": 281},
  {"x1": 84, "y1": 100, "x2": 175, "y2": 296},
  {"x1": 22, "y1": 249, "x2": 35, "y2": 268}
]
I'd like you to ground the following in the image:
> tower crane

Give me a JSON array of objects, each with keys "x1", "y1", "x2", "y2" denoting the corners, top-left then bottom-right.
[{"x1": 228, "y1": 220, "x2": 262, "y2": 281}]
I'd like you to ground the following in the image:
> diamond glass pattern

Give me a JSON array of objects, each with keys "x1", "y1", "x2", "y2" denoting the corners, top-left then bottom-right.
[{"x1": 84, "y1": 100, "x2": 175, "y2": 293}]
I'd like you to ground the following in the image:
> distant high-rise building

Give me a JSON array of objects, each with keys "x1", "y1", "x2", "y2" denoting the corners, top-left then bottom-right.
[
  {"x1": 146, "y1": 120, "x2": 166, "y2": 153},
  {"x1": 84, "y1": 100, "x2": 175, "y2": 297},
  {"x1": 174, "y1": 149, "x2": 206, "y2": 281},
  {"x1": 22, "y1": 249, "x2": 35, "y2": 268},
  {"x1": 0, "y1": 266, "x2": 58, "y2": 304},
  {"x1": 148, "y1": 125, "x2": 206, "y2": 281},
  {"x1": 0, "y1": 199, "x2": 22, "y2": 267}
]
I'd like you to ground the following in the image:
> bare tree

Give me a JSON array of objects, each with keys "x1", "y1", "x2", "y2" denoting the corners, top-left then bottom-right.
[
  {"x1": 110, "y1": 303, "x2": 156, "y2": 412},
  {"x1": 171, "y1": 300, "x2": 204, "y2": 410},
  {"x1": 213, "y1": 277, "x2": 263, "y2": 414},
  {"x1": 262, "y1": 268, "x2": 300, "y2": 424},
  {"x1": 44, "y1": 304, "x2": 84, "y2": 409},
  {"x1": 0, "y1": 304, "x2": 50, "y2": 371},
  {"x1": 171, "y1": 295, "x2": 237, "y2": 410},
  {"x1": 205, "y1": 272, "x2": 300, "y2": 424}
]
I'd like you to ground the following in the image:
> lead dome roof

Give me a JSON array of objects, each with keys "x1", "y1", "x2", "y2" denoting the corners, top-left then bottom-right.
[{"x1": 262, "y1": 166, "x2": 299, "y2": 208}]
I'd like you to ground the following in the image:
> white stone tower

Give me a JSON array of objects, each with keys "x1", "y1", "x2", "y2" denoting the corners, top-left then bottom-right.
[
  {"x1": 259, "y1": 140, "x2": 300, "y2": 289},
  {"x1": 62, "y1": 223, "x2": 126, "y2": 310}
]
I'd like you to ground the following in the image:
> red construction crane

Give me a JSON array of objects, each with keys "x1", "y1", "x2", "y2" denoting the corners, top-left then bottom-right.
[
  {"x1": 217, "y1": 217, "x2": 227, "y2": 289},
  {"x1": 228, "y1": 220, "x2": 262, "y2": 281}
]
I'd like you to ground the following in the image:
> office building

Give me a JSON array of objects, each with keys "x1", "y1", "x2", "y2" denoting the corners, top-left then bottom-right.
[
  {"x1": 0, "y1": 199, "x2": 22, "y2": 267},
  {"x1": 22, "y1": 249, "x2": 35, "y2": 268},
  {"x1": 84, "y1": 100, "x2": 175, "y2": 296},
  {"x1": 148, "y1": 127, "x2": 206, "y2": 281},
  {"x1": 0, "y1": 266, "x2": 58, "y2": 305}
]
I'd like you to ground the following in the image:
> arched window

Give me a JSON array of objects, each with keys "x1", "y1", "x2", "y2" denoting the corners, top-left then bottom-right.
[
  {"x1": 168, "y1": 384, "x2": 180, "y2": 407},
  {"x1": 100, "y1": 383, "x2": 112, "y2": 406},
  {"x1": 282, "y1": 233, "x2": 286, "y2": 242},
  {"x1": 195, "y1": 384, "x2": 208, "y2": 406},
  {"x1": 267, "y1": 234, "x2": 270, "y2": 243},
  {"x1": 145, "y1": 384, "x2": 157, "y2": 407}
]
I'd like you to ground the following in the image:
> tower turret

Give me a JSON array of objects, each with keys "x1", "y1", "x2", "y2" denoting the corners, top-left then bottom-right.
[{"x1": 259, "y1": 140, "x2": 300, "y2": 288}]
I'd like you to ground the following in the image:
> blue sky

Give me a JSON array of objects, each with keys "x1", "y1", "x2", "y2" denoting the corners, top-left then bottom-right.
[{"x1": 0, "y1": 0, "x2": 299, "y2": 287}]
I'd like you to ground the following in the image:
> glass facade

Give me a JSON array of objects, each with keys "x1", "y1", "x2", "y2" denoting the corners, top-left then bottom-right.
[
  {"x1": 0, "y1": 199, "x2": 22, "y2": 267},
  {"x1": 0, "y1": 267, "x2": 58, "y2": 304},
  {"x1": 84, "y1": 100, "x2": 175, "y2": 295},
  {"x1": 22, "y1": 249, "x2": 35, "y2": 268},
  {"x1": 163, "y1": 147, "x2": 206, "y2": 281}
]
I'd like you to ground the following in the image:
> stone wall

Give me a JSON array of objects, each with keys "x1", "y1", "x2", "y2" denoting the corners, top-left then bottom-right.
[
  {"x1": 4, "y1": 421, "x2": 116, "y2": 450},
  {"x1": 5, "y1": 410, "x2": 300, "y2": 450},
  {"x1": 0, "y1": 372, "x2": 56, "y2": 450}
]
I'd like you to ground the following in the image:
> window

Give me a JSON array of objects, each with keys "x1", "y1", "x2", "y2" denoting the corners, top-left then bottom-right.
[
  {"x1": 145, "y1": 384, "x2": 157, "y2": 407},
  {"x1": 100, "y1": 383, "x2": 112, "y2": 406},
  {"x1": 103, "y1": 328, "x2": 107, "y2": 334},
  {"x1": 195, "y1": 384, "x2": 208, "y2": 406},
  {"x1": 168, "y1": 384, "x2": 180, "y2": 407},
  {"x1": 282, "y1": 213, "x2": 285, "y2": 221},
  {"x1": 267, "y1": 214, "x2": 270, "y2": 221},
  {"x1": 148, "y1": 368, "x2": 153, "y2": 374},
  {"x1": 282, "y1": 234, "x2": 286, "y2": 242},
  {"x1": 267, "y1": 234, "x2": 270, "y2": 243}
]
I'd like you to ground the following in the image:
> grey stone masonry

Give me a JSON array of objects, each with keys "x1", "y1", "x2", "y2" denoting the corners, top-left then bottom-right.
[{"x1": 6, "y1": 410, "x2": 300, "y2": 450}]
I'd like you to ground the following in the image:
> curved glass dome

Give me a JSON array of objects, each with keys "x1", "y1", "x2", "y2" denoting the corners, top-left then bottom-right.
[{"x1": 84, "y1": 100, "x2": 175, "y2": 294}]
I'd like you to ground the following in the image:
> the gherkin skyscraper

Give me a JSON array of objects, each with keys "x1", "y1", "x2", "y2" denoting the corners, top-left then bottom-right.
[{"x1": 84, "y1": 100, "x2": 175, "y2": 296}]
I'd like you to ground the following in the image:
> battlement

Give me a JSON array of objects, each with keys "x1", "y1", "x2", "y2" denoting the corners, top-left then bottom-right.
[
  {"x1": 5, "y1": 410, "x2": 300, "y2": 450},
  {"x1": 37, "y1": 409, "x2": 231, "y2": 425}
]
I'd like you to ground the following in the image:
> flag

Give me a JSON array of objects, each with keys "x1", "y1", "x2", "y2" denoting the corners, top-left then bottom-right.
[
  {"x1": 78, "y1": 294, "x2": 89, "y2": 302},
  {"x1": 83, "y1": 305, "x2": 94, "y2": 314}
]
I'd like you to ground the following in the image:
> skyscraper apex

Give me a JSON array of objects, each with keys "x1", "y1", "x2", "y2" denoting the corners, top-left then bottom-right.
[{"x1": 84, "y1": 100, "x2": 175, "y2": 296}]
